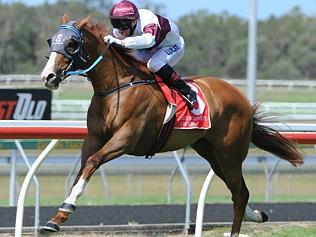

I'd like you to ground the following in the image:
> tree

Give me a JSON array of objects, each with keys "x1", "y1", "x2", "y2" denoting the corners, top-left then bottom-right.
[
  {"x1": 258, "y1": 7, "x2": 316, "y2": 79},
  {"x1": 0, "y1": 3, "x2": 315, "y2": 80},
  {"x1": 177, "y1": 11, "x2": 247, "y2": 78}
]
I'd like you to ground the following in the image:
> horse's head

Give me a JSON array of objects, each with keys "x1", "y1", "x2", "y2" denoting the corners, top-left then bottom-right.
[
  {"x1": 41, "y1": 15, "x2": 108, "y2": 90},
  {"x1": 40, "y1": 15, "x2": 85, "y2": 89},
  {"x1": 41, "y1": 15, "x2": 150, "y2": 92}
]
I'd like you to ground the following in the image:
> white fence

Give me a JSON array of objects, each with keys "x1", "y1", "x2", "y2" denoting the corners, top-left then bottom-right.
[
  {"x1": 1, "y1": 74, "x2": 316, "y2": 120},
  {"x1": 52, "y1": 99, "x2": 316, "y2": 121},
  {"x1": 2, "y1": 120, "x2": 315, "y2": 237},
  {"x1": 52, "y1": 100, "x2": 90, "y2": 120},
  {"x1": 227, "y1": 79, "x2": 316, "y2": 90},
  {"x1": 0, "y1": 74, "x2": 90, "y2": 87},
  {"x1": 1, "y1": 74, "x2": 316, "y2": 90}
]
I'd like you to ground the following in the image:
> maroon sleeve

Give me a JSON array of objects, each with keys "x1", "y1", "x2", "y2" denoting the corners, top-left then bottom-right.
[
  {"x1": 143, "y1": 23, "x2": 159, "y2": 36},
  {"x1": 143, "y1": 15, "x2": 171, "y2": 48}
]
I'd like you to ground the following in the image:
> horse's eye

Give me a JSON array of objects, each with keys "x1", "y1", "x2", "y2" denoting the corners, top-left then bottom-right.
[{"x1": 65, "y1": 40, "x2": 79, "y2": 55}]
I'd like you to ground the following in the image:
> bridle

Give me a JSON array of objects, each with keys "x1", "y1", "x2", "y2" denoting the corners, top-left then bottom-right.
[
  {"x1": 46, "y1": 22, "x2": 155, "y2": 96},
  {"x1": 48, "y1": 22, "x2": 87, "y2": 76},
  {"x1": 46, "y1": 22, "x2": 115, "y2": 90}
]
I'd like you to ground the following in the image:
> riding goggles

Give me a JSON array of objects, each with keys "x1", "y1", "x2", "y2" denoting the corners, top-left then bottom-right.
[
  {"x1": 110, "y1": 19, "x2": 133, "y2": 30},
  {"x1": 48, "y1": 34, "x2": 82, "y2": 59}
]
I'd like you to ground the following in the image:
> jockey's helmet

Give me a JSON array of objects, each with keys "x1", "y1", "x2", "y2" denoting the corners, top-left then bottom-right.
[{"x1": 109, "y1": 0, "x2": 139, "y2": 30}]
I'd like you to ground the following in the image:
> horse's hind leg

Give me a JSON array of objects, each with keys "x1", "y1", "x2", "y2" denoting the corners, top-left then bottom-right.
[{"x1": 192, "y1": 136, "x2": 250, "y2": 237}]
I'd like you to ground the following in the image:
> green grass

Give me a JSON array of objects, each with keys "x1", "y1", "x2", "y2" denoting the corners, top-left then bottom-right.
[
  {"x1": 54, "y1": 84, "x2": 316, "y2": 102},
  {"x1": 271, "y1": 226, "x2": 316, "y2": 237},
  {"x1": 256, "y1": 88, "x2": 316, "y2": 102},
  {"x1": 1, "y1": 173, "x2": 315, "y2": 207},
  {"x1": 202, "y1": 223, "x2": 316, "y2": 237},
  {"x1": 0, "y1": 195, "x2": 315, "y2": 207},
  {"x1": 53, "y1": 83, "x2": 93, "y2": 100}
]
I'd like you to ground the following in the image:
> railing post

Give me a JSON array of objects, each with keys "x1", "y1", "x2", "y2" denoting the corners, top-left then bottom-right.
[
  {"x1": 15, "y1": 139, "x2": 59, "y2": 237},
  {"x1": 195, "y1": 169, "x2": 215, "y2": 237},
  {"x1": 167, "y1": 148, "x2": 187, "y2": 203},
  {"x1": 15, "y1": 140, "x2": 41, "y2": 236},
  {"x1": 172, "y1": 150, "x2": 191, "y2": 236},
  {"x1": 9, "y1": 149, "x2": 17, "y2": 206}
]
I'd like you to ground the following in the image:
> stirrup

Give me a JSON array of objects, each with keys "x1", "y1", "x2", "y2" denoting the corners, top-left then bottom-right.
[
  {"x1": 181, "y1": 95, "x2": 194, "y2": 110},
  {"x1": 181, "y1": 91, "x2": 197, "y2": 110}
]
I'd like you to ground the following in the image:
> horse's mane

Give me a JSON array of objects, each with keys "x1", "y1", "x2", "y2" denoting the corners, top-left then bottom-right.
[
  {"x1": 76, "y1": 16, "x2": 110, "y2": 39},
  {"x1": 71, "y1": 15, "x2": 152, "y2": 76}
]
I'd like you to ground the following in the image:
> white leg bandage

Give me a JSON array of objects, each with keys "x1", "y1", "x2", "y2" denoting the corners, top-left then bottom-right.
[{"x1": 64, "y1": 176, "x2": 87, "y2": 205}]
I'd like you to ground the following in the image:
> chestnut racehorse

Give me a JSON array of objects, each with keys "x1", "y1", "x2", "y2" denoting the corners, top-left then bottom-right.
[{"x1": 40, "y1": 15, "x2": 303, "y2": 237}]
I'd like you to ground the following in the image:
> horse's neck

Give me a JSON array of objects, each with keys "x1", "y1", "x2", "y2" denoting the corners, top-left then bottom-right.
[
  {"x1": 90, "y1": 47, "x2": 153, "y2": 93},
  {"x1": 111, "y1": 47, "x2": 152, "y2": 78}
]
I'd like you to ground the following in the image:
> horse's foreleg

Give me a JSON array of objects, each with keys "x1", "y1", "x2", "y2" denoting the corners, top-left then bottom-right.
[
  {"x1": 43, "y1": 174, "x2": 88, "y2": 232},
  {"x1": 42, "y1": 167, "x2": 86, "y2": 232},
  {"x1": 42, "y1": 136, "x2": 100, "y2": 233},
  {"x1": 43, "y1": 127, "x2": 137, "y2": 233}
]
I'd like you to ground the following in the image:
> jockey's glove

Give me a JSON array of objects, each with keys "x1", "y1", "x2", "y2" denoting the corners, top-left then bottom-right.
[{"x1": 104, "y1": 35, "x2": 123, "y2": 46}]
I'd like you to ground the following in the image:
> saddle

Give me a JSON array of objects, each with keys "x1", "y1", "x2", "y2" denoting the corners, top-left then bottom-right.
[
  {"x1": 145, "y1": 75, "x2": 211, "y2": 157},
  {"x1": 154, "y1": 75, "x2": 211, "y2": 129}
]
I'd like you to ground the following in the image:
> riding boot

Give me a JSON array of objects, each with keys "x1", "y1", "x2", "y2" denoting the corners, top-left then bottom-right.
[{"x1": 156, "y1": 65, "x2": 197, "y2": 110}]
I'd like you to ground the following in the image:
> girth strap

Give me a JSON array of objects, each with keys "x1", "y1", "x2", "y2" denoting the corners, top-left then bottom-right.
[
  {"x1": 94, "y1": 79, "x2": 156, "y2": 98},
  {"x1": 145, "y1": 115, "x2": 176, "y2": 158}
]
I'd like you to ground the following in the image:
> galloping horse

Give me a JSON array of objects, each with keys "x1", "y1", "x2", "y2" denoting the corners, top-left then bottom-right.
[{"x1": 40, "y1": 15, "x2": 303, "y2": 236}]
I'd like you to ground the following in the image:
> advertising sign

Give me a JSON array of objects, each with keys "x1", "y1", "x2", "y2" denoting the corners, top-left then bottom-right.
[{"x1": 0, "y1": 89, "x2": 52, "y2": 120}]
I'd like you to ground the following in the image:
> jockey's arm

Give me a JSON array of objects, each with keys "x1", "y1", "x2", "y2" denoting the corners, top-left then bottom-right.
[{"x1": 121, "y1": 33, "x2": 156, "y2": 49}]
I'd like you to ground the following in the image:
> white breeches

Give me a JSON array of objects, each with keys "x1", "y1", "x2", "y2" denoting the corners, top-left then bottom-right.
[{"x1": 127, "y1": 36, "x2": 185, "y2": 73}]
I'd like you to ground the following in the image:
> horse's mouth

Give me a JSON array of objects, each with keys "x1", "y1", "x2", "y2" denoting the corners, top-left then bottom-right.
[{"x1": 44, "y1": 73, "x2": 62, "y2": 90}]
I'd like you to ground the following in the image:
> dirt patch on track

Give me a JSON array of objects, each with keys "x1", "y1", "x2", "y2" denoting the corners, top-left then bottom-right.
[{"x1": 3, "y1": 223, "x2": 316, "y2": 237}]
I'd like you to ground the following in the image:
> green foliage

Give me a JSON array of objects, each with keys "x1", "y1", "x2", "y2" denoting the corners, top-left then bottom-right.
[
  {"x1": 0, "y1": 1, "x2": 106, "y2": 74},
  {"x1": 177, "y1": 11, "x2": 248, "y2": 78},
  {"x1": 177, "y1": 7, "x2": 316, "y2": 79},
  {"x1": 257, "y1": 8, "x2": 316, "y2": 79},
  {"x1": 0, "y1": 3, "x2": 315, "y2": 80}
]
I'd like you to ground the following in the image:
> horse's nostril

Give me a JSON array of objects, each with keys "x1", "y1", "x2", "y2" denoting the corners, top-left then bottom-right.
[{"x1": 46, "y1": 73, "x2": 56, "y2": 82}]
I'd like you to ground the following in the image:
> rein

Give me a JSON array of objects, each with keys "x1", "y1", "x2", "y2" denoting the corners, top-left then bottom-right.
[
  {"x1": 94, "y1": 79, "x2": 156, "y2": 98},
  {"x1": 64, "y1": 39, "x2": 111, "y2": 77},
  {"x1": 57, "y1": 25, "x2": 157, "y2": 98},
  {"x1": 93, "y1": 43, "x2": 157, "y2": 98}
]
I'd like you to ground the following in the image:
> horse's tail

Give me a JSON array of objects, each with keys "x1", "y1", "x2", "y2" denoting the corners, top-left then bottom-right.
[{"x1": 251, "y1": 104, "x2": 304, "y2": 166}]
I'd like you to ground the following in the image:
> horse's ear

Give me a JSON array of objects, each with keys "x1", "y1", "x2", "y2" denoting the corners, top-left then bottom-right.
[
  {"x1": 77, "y1": 15, "x2": 92, "y2": 29},
  {"x1": 60, "y1": 14, "x2": 69, "y2": 24}
]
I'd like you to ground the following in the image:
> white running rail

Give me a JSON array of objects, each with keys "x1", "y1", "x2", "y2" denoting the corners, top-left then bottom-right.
[{"x1": 51, "y1": 100, "x2": 316, "y2": 120}]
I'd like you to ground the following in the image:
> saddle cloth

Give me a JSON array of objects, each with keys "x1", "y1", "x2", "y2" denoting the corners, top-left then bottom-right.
[{"x1": 155, "y1": 76, "x2": 211, "y2": 129}]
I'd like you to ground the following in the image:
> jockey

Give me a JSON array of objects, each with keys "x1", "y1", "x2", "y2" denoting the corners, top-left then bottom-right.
[{"x1": 104, "y1": 0, "x2": 197, "y2": 110}]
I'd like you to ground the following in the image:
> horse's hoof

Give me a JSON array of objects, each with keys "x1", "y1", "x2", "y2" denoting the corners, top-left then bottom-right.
[
  {"x1": 40, "y1": 221, "x2": 60, "y2": 233},
  {"x1": 261, "y1": 211, "x2": 269, "y2": 222},
  {"x1": 244, "y1": 208, "x2": 269, "y2": 223},
  {"x1": 58, "y1": 202, "x2": 76, "y2": 212}
]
